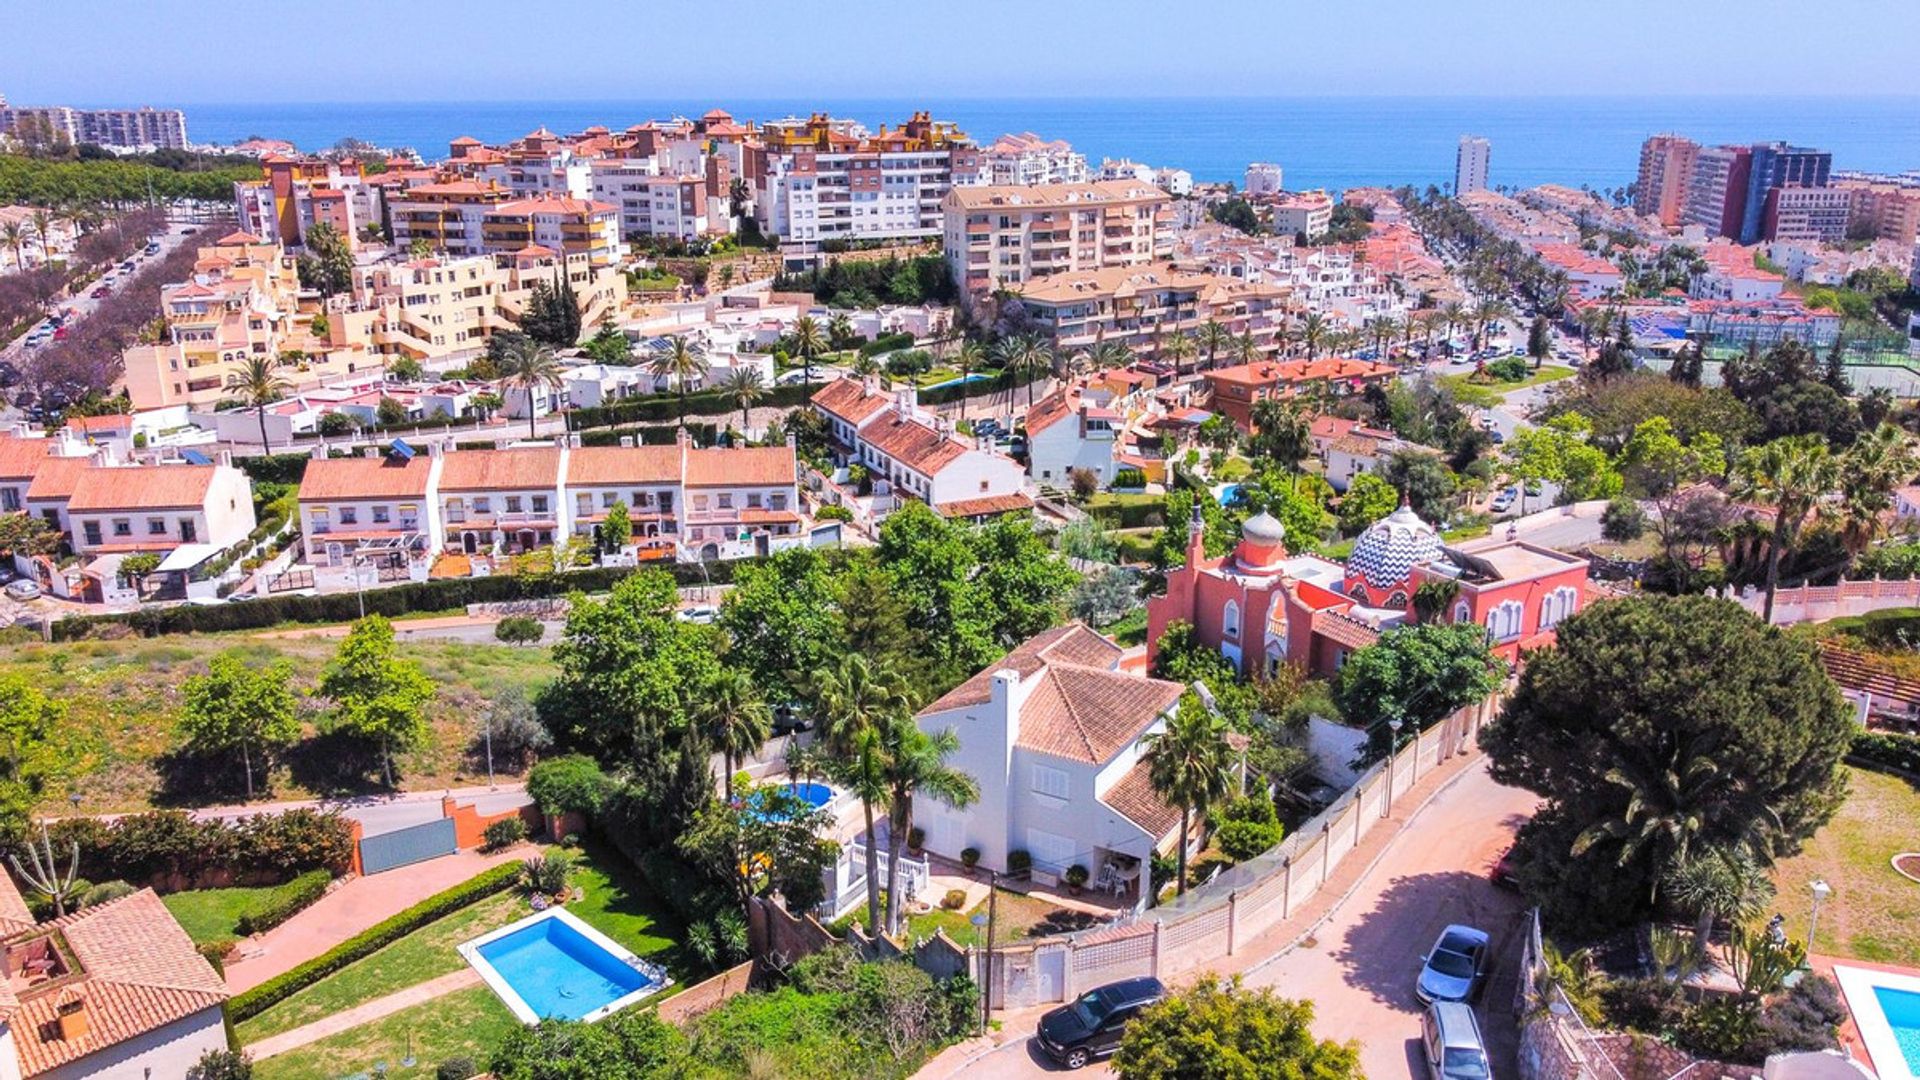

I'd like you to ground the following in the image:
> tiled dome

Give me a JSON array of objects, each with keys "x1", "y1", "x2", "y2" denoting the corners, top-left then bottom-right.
[
  {"x1": 1347, "y1": 503, "x2": 1442, "y2": 590},
  {"x1": 1241, "y1": 511, "x2": 1284, "y2": 546}
]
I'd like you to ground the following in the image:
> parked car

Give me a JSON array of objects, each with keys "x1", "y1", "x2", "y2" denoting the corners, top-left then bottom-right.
[
  {"x1": 1490, "y1": 488, "x2": 1517, "y2": 513},
  {"x1": 1422, "y1": 1000, "x2": 1493, "y2": 1080},
  {"x1": 971, "y1": 418, "x2": 1004, "y2": 438},
  {"x1": 1490, "y1": 844, "x2": 1518, "y2": 890},
  {"x1": 676, "y1": 604, "x2": 718, "y2": 624},
  {"x1": 1036, "y1": 976, "x2": 1166, "y2": 1070},
  {"x1": 90, "y1": 286, "x2": 110, "y2": 299},
  {"x1": 145, "y1": 242, "x2": 161, "y2": 255},
  {"x1": 4, "y1": 580, "x2": 42, "y2": 602},
  {"x1": 1417, "y1": 924, "x2": 1491, "y2": 1004}
]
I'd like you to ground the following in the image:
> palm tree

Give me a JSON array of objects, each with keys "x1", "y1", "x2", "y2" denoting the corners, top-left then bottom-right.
[
  {"x1": 1834, "y1": 423, "x2": 1914, "y2": 559},
  {"x1": 718, "y1": 367, "x2": 768, "y2": 433},
  {"x1": 1161, "y1": 332, "x2": 1198, "y2": 373},
  {"x1": 28, "y1": 210, "x2": 54, "y2": 262},
  {"x1": 828, "y1": 312, "x2": 854, "y2": 351},
  {"x1": 697, "y1": 668, "x2": 772, "y2": 802},
  {"x1": 953, "y1": 338, "x2": 986, "y2": 423},
  {"x1": 1471, "y1": 298, "x2": 1511, "y2": 351},
  {"x1": 811, "y1": 654, "x2": 911, "y2": 935},
  {"x1": 993, "y1": 334, "x2": 1049, "y2": 410},
  {"x1": 1440, "y1": 302, "x2": 1468, "y2": 356},
  {"x1": 1143, "y1": 695, "x2": 1234, "y2": 898},
  {"x1": 1233, "y1": 329, "x2": 1261, "y2": 365},
  {"x1": 790, "y1": 315, "x2": 828, "y2": 389},
  {"x1": 879, "y1": 716, "x2": 979, "y2": 934},
  {"x1": 1298, "y1": 312, "x2": 1329, "y2": 360},
  {"x1": 1663, "y1": 848, "x2": 1774, "y2": 954},
  {"x1": 497, "y1": 335, "x2": 564, "y2": 441},
  {"x1": 1090, "y1": 339, "x2": 1133, "y2": 372},
  {"x1": 648, "y1": 335, "x2": 710, "y2": 428},
  {"x1": 225, "y1": 355, "x2": 292, "y2": 452},
  {"x1": 1734, "y1": 435, "x2": 1840, "y2": 623},
  {"x1": 0, "y1": 222, "x2": 25, "y2": 272},
  {"x1": 1198, "y1": 319, "x2": 1234, "y2": 371}
]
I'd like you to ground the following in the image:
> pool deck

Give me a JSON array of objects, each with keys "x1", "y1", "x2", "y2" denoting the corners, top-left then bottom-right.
[
  {"x1": 459, "y1": 906, "x2": 671, "y2": 1025},
  {"x1": 1819, "y1": 954, "x2": 1920, "y2": 1079}
]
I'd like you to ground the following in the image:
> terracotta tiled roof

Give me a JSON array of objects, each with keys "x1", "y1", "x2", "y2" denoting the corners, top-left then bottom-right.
[
  {"x1": 66, "y1": 466, "x2": 219, "y2": 513},
  {"x1": 0, "y1": 872, "x2": 34, "y2": 936},
  {"x1": 10, "y1": 890, "x2": 227, "y2": 1078},
  {"x1": 1017, "y1": 663, "x2": 1185, "y2": 764},
  {"x1": 860, "y1": 415, "x2": 968, "y2": 475},
  {"x1": 298, "y1": 455, "x2": 434, "y2": 501},
  {"x1": 684, "y1": 446, "x2": 794, "y2": 488},
  {"x1": 1099, "y1": 758, "x2": 1183, "y2": 839},
  {"x1": 935, "y1": 492, "x2": 1034, "y2": 519},
  {"x1": 1024, "y1": 388, "x2": 1076, "y2": 437},
  {"x1": 1311, "y1": 608, "x2": 1381, "y2": 650},
  {"x1": 488, "y1": 196, "x2": 616, "y2": 217},
  {"x1": 438, "y1": 447, "x2": 562, "y2": 491},
  {"x1": 565, "y1": 445, "x2": 682, "y2": 486},
  {"x1": 24, "y1": 457, "x2": 90, "y2": 502},
  {"x1": 811, "y1": 377, "x2": 891, "y2": 426},
  {"x1": 921, "y1": 624, "x2": 1182, "y2": 765},
  {"x1": 1819, "y1": 640, "x2": 1920, "y2": 715},
  {"x1": 0, "y1": 438, "x2": 52, "y2": 481},
  {"x1": 214, "y1": 230, "x2": 261, "y2": 245}
]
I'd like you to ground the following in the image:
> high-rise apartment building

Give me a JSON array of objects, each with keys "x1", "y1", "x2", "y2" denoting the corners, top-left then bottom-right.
[
  {"x1": 747, "y1": 111, "x2": 981, "y2": 246},
  {"x1": 1455, "y1": 137, "x2": 1491, "y2": 195},
  {"x1": 1740, "y1": 143, "x2": 1831, "y2": 243},
  {"x1": 942, "y1": 180, "x2": 1171, "y2": 296},
  {"x1": 1634, "y1": 134, "x2": 1700, "y2": 227},
  {"x1": 1837, "y1": 179, "x2": 1920, "y2": 247},
  {"x1": 1763, "y1": 186, "x2": 1851, "y2": 244},
  {"x1": 1685, "y1": 145, "x2": 1753, "y2": 240},
  {"x1": 1245, "y1": 163, "x2": 1285, "y2": 196},
  {"x1": 0, "y1": 104, "x2": 188, "y2": 149}
]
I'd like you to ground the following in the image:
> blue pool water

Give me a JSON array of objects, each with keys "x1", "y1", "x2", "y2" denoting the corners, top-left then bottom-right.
[
  {"x1": 1218, "y1": 484, "x2": 1246, "y2": 506},
  {"x1": 925, "y1": 373, "x2": 992, "y2": 391},
  {"x1": 476, "y1": 915, "x2": 659, "y2": 1021},
  {"x1": 786, "y1": 782, "x2": 833, "y2": 809},
  {"x1": 1874, "y1": 987, "x2": 1920, "y2": 1075}
]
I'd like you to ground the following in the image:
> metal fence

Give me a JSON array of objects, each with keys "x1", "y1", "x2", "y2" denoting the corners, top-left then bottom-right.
[
  {"x1": 358, "y1": 818, "x2": 458, "y2": 874},
  {"x1": 969, "y1": 695, "x2": 1500, "y2": 1009}
]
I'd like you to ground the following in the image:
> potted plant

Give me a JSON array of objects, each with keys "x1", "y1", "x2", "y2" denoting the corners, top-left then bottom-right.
[
  {"x1": 907, "y1": 826, "x2": 925, "y2": 855},
  {"x1": 1064, "y1": 864, "x2": 1089, "y2": 895},
  {"x1": 961, "y1": 847, "x2": 980, "y2": 869}
]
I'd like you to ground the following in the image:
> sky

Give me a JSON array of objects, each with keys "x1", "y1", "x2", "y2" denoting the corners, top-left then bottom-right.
[{"x1": 7, "y1": 0, "x2": 1919, "y2": 104}]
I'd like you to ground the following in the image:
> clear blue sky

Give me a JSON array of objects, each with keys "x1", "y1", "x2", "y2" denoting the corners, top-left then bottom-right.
[{"x1": 9, "y1": 0, "x2": 1917, "y2": 104}]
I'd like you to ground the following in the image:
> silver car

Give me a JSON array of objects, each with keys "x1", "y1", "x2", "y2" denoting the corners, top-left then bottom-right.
[
  {"x1": 5, "y1": 579, "x2": 42, "y2": 602},
  {"x1": 1422, "y1": 1001, "x2": 1491, "y2": 1080}
]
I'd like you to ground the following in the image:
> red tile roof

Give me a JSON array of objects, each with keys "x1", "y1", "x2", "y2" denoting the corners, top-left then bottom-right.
[
  {"x1": 684, "y1": 446, "x2": 795, "y2": 488},
  {"x1": 24, "y1": 457, "x2": 90, "y2": 502},
  {"x1": 9, "y1": 890, "x2": 227, "y2": 1078},
  {"x1": 66, "y1": 465, "x2": 220, "y2": 513},
  {"x1": 1024, "y1": 388, "x2": 1077, "y2": 437},
  {"x1": 438, "y1": 447, "x2": 562, "y2": 491},
  {"x1": 565, "y1": 445, "x2": 682, "y2": 486},
  {"x1": 1099, "y1": 758, "x2": 1183, "y2": 839},
  {"x1": 860, "y1": 415, "x2": 968, "y2": 475},
  {"x1": 298, "y1": 455, "x2": 435, "y2": 501},
  {"x1": 811, "y1": 377, "x2": 892, "y2": 426},
  {"x1": 935, "y1": 492, "x2": 1034, "y2": 519},
  {"x1": 0, "y1": 438, "x2": 52, "y2": 481}
]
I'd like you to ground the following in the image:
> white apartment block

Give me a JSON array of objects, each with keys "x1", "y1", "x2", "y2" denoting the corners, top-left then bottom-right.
[
  {"x1": 981, "y1": 133, "x2": 1088, "y2": 187},
  {"x1": 750, "y1": 112, "x2": 983, "y2": 245},
  {"x1": 942, "y1": 179, "x2": 1173, "y2": 296},
  {"x1": 1245, "y1": 163, "x2": 1285, "y2": 196},
  {"x1": 1268, "y1": 190, "x2": 1333, "y2": 238},
  {"x1": 591, "y1": 164, "x2": 724, "y2": 241},
  {"x1": 1456, "y1": 136, "x2": 1491, "y2": 195}
]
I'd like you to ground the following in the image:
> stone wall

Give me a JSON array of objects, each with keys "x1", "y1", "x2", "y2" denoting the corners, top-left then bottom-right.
[{"x1": 655, "y1": 960, "x2": 758, "y2": 1025}]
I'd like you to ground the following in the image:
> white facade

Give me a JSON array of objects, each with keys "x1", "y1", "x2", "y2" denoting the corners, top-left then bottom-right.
[
  {"x1": 1245, "y1": 163, "x2": 1285, "y2": 196},
  {"x1": 1455, "y1": 136, "x2": 1491, "y2": 195}
]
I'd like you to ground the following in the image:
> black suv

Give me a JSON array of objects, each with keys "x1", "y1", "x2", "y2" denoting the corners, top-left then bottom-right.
[{"x1": 1035, "y1": 976, "x2": 1166, "y2": 1069}]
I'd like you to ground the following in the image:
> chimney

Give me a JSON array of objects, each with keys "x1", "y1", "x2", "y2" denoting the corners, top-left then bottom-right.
[
  {"x1": 55, "y1": 990, "x2": 88, "y2": 1042},
  {"x1": 785, "y1": 433, "x2": 797, "y2": 450},
  {"x1": 429, "y1": 439, "x2": 447, "y2": 457},
  {"x1": 363, "y1": 446, "x2": 380, "y2": 459},
  {"x1": 310, "y1": 443, "x2": 329, "y2": 461},
  {"x1": 619, "y1": 435, "x2": 635, "y2": 448},
  {"x1": 676, "y1": 426, "x2": 692, "y2": 448},
  {"x1": 568, "y1": 432, "x2": 582, "y2": 449},
  {"x1": 217, "y1": 449, "x2": 233, "y2": 468}
]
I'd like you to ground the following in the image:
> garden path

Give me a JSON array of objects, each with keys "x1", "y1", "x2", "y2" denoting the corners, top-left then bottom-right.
[{"x1": 247, "y1": 968, "x2": 483, "y2": 1060}]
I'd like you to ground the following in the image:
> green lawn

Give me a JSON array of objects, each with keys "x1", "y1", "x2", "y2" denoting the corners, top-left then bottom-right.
[
  {"x1": 1769, "y1": 767, "x2": 1920, "y2": 965},
  {"x1": 1437, "y1": 363, "x2": 1576, "y2": 397},
  {"x1": 161, "y1": 886, "x2": 279, "y2": 949},
  {"x1": 252, "y1": 985, "x2": 520, "y2": 1080},
  {"x1": 236, "y1": 889, "x2": 529, "y2": 1043},
  {"x1": 237, "y1": 841, "x2": 686, "y2": 1046},
  {"x1": 1102, "y1": 607, "x2": 1149, "y2": 647}
]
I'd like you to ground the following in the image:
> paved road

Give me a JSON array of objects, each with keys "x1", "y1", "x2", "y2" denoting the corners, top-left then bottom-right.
[
  {"x1": 88, "y1": 782, "x2": 533, "y2": 839},
  {"x1": 941, "y1": 762, "x2": 1539, "y2": 1079},
  {"x1": 1, "y1": 221, "x2": 196, "y2": 377}
]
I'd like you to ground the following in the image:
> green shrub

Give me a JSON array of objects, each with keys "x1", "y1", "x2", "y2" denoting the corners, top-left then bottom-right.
[
  {"x1": 52, "y1": 558, "x2": 758, "y2": 639},
  {"x1": 527, "y1": 754, "x2": 610, "y2": 818},
  {"x1": 1111, "y1": 467, "x2": 1147, "y2": 489},
  {"x1": 435, "y1": 1058, "x2": 477, "y2": 1080},
  {"x1": 1851, "y1": 731, "x2": 1920, "y2": 775},
  {"x1": 816, "y1": 504, "x2": 853, "y2": 522},
  {"x1": 1006, "y1": 849, "x2": 1031, "y2": 875},
  {"x1": 857, "y1": 331, "x2": 916, "y2": 357},
  {"x1": 1085, "y1": 496, "x2": 1167, "y2": 530},
  {"x1": 1064, "y1": 865, "x2": 1089, "y2": 888},
  {"x1": 185, "y1": 1048, "x2": 253, "y2": 1080},
  {"x1": 228, "y1": 862, "x2": 521, "y2": 1021},
  {"x1": 1216, "y1": 819, "x2": 1285, "y2": 862},
  {"x1": 235, "y1": 869, "x2": 332, "y2": 935},
  {"x1": 78, "y1": 880, "x2": 136, "y2": 907},
  {"x1": 483, "y1": 817, "x2": 528, "y2": 851},
  {"x1": 493, "y1": 616, "x2": 544, "y2": 646},
  {"x1": 960, "y1": 847, "x2": 979, "y2": 868},
  {"x1": 1484, "y1": 356, "x2": 1529, "y2": 382},
  {"x1": 521, "y1": 851, "x2": 573, "y2": 895},
  {"x1": 48, "y1": 809, "x2": 353, "y2": 888},
  {"x1": 941, "y1": 888, "x2": 967, "y2": 910}
]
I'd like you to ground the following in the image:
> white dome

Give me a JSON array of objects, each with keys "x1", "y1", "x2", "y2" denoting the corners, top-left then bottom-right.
[
  {"x1": 1347, "y1": 504, "x2": 1442, "y2": 590},
  {"x1": 1241, "y1": 511, "x2": 1285, "y2": 546}
]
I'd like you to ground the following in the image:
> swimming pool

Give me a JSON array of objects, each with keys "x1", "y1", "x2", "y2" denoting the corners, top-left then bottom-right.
[
  {"x1": 747, "y1": 781, "x2": 837, "y2": 821},
  {"x1": 1835, "y1": 965, "x2": 1920, "y2": 1079},
  {"x1": 460, "y1": 908, "x2": 671, "y2": 1024}
]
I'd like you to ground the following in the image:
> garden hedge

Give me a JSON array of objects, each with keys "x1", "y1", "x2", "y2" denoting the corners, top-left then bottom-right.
[
  {"x1": 49, "y1": 809, "x2": 354, "y2": 889},
  {"x1": 1851, "y1": 731, "x2": 1920, "y2": 776},
  {"x1": 1085, "y1": 495, "x2": 1168, "y2": 530},
  {"x1": 234, "y1": 869, "x2": 333, "y2": 936},
  {"x1": 228, "y1": 862, "x2": 522, "y2": 1022},
  {"x1": 51, "y1": 557, "x2": 757, "y2": 640}
]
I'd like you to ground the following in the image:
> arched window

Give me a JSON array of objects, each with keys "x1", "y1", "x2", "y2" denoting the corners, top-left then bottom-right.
[
  {"x1": 1223, "y1": 600, "x2": 1241, "y2": 639},
  {"x1": 1452, "y1": 600, "x2": 1471, "y2": 625},
  {"x1": 1485, "y1": 600, "x2": 1524, "y2": 641},
  {"x1": 1385, "y1": 591, "x2": 1409, "y2": 609},
  {"x1": 1539, "y1": 586, "x2": 1579, "y2": 629}
]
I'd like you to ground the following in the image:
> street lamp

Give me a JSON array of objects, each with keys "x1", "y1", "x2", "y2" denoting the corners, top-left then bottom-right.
[
  {"x1": 1384, "y1": 719, "x2": 1403, "y2": 817},
  {"x1": 1807, "y1": 879, "x2": 1832, "y2": 960}
]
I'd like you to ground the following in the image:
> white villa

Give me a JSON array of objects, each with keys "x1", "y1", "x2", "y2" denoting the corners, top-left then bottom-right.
[{"x1": 910, "y1": 625, "x2": 1187, "y2": 899}]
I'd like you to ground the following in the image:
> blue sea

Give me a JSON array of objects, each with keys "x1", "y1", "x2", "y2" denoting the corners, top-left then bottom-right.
[{"x1": 180, "y1": 96, "x2": 1920, "y2": 193}]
